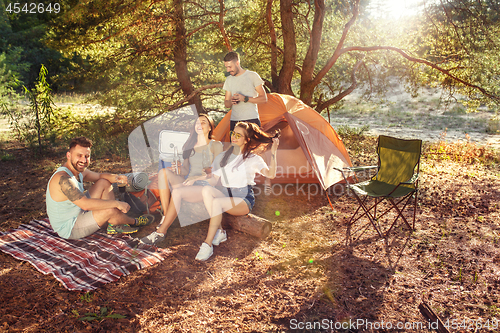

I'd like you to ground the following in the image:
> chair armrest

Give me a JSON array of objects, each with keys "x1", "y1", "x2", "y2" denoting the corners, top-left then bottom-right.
[
  {"x1": 347, "y1": 165, "x2": 378, "y2": 172},
  {"x1": 401, "y1": 173, "x2": 419, "y2": 185},
  {"x1": 333, "y1": 165, "x2": 378, "y2": 173},
  {"x1": 333, "y1": 166, "x2": 378, "y2": 185}
]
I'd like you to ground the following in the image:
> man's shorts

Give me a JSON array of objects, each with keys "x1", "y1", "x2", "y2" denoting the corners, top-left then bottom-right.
[{"x1": 68, "y1": 192, "x2": 100, "y2": 239}]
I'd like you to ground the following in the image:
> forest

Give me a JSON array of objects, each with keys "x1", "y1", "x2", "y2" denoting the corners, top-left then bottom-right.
[{"x1": 1, "y1": 0, "x2": 499, "y2": 151}]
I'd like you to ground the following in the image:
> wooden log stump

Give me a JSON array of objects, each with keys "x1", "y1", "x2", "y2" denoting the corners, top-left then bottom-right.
[
  {"x1": 222, "y1": 213, "x2": 272, "y2": 239},
  {"x1": 176, "y1": 201, "x2": 272, "y2": 238}
]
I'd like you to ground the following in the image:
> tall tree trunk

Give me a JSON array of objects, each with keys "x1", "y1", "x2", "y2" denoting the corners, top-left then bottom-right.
[
  {"x1": 218, "y1": 0, "x2": 232, "y2": 51},
  {"x1": 300, "y1": 0, "x2": 325, "y2": 105},
  {"x1": 278, "y1": 0, "x2": 296, "y2": 95},
  {"x1": 173, "y1": 0, "x2": 203, "y2": 113},
  {"x1": 266, "y1": 0, "x2": 279, "y2": 91}
]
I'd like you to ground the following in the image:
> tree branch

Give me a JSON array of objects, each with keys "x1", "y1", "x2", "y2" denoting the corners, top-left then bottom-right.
[
  {"x1": 218, "y1": 0, "x2": 232, "y2": 51},
  {"x1": 316, "y1": 59, "x2": 364, "y2": 112},
  {"x1": 301, "y1": 0, "x2": 325, "y2": 85},
  {"x1": 165, "y1": 83, "x2": 224, "y2": 113},
  {"x1": 312, "y1": 0, "x2": 360, "y2": 87},
  {"x1": 340, "y1": 45, "x2": 500, "y2": 102}
]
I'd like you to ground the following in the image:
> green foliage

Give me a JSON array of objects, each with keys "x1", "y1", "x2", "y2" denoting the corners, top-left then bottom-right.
[
  {"x1": 79, "y1": 292, "x2": 93, "y2": 303},
  {"x1": 336, "y1": 124, "x2": 370, "y2": 139},
  {"x1": 21, "y1": 64, "x2": 55, "y2": 151},
  {"x1": 409, "y1": 0, "x2": 500, "y2": 110},
  {"x1": 0, "y1": 151, "x2": 15, "y2": 161},
  {"x1": 1, "y1": 0, "x2": 73, "y2": 87},
  {"x1": 0, "y1": 50, "x2": 23, "y2": 112},
  {"x1": 78, "y1": 307, "x2": 126, "y2": 322},
  {"x1": 48, "y1": 0, "x2": 223, "y2": 117}
]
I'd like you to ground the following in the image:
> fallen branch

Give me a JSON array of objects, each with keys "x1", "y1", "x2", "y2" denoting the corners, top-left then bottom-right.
[{"x1": 418, "y1": 302, "x2": 450, "y2": 333}]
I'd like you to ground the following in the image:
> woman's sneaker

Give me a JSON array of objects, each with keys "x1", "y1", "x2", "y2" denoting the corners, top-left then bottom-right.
[
  {"x1": 156, "y1": 215, "x2": 166, "y2": 230},
  {"x1": 140, "y1": 231, "x2": 165, "y2": 246},
  {"x1": 212, "y1": 229, "x2": 227, "y2": 246},
  {"x1": 107, "y1": 224, "x2": 139, "y2": 235},
  {"x1": 195, "y1": 242, "x2": 213, "y2": 261}
]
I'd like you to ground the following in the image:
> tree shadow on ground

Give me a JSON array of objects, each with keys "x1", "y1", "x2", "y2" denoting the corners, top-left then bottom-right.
[{"x1": 269, "y1": 193, "x2": 415, "y2": 332}]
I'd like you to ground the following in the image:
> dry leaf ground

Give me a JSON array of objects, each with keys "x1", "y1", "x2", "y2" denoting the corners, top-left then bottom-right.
[{"x1": 1, "y1": 134, "x2": 499, "y2": 333}]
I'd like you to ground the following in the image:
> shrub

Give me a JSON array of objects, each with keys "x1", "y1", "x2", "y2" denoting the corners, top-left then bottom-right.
[
  {"x1": 425, "y1": 130, "x2": 499, "y2": 165},
  {"x1": 486, "y1": 114, "x2": 500, "y2": 134},
  {"x1": 336, "y1": 124, "x2": 370, "y2": 139}
]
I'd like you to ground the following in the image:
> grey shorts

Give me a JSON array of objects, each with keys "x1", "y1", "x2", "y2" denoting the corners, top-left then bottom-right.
[{"x1": 68, "y1": 192, "x2": 101, "y2": 239}]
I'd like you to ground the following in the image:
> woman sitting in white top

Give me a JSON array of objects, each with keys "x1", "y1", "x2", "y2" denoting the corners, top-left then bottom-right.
[{"x1": 195, "y1": 121, "x2": 280, "y2": 261}]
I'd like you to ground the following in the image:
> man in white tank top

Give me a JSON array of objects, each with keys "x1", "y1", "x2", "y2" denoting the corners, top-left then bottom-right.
[{"x1": 46, "y1": 137, "x2": 153, "y2": 239}]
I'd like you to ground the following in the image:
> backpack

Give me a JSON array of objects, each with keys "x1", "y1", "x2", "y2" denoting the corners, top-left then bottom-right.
[
  {"x1": 124, "y1": 189, "x2": 161, "y2": 217},
  {"x1": 121, "y1": 173, "x2": 162, "y2": 217}
]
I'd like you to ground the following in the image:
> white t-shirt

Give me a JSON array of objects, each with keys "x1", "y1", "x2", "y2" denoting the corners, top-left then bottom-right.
[
  {"x1": 212, "y1": 152, "x2": 268, "y2": 187},
  {"x1": 223, "y1": 70, "x2": 264, "y2": 121}
]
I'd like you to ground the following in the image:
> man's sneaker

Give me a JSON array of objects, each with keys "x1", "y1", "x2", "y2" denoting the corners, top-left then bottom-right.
[
  {"x1": 107, "y1": 224, "x2": 139, "y2": 235},
  {"x1": 134, "y1": 214, "x2": 155, "y2": 227},
  {"x1": 195, "y1": 242, "x2": 213, "y2": 261},
  {"x1": 212, "y1": 229, "x2": 227, "y2": 246},
  {"x1": 140, "y1": 231, "x2": 165, "y2": 246}
]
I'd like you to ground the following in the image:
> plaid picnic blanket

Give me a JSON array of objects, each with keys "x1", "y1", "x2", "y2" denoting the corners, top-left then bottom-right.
[{"x1": 0, "y1": 219, "x2": 169, "y2": 291}]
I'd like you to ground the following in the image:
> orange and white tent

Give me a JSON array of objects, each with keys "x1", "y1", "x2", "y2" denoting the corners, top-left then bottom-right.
[{"x1": 213, "y1": 93, "x2": 352, "y2": 190}]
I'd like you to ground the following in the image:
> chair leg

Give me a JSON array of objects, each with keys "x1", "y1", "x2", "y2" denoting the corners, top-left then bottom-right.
[
  {"x1": 386, "y1": 194, "x2": 414, "y2": 236},
  {"x1": 346, "y1": 195, "x2": 368, "y2": 245},
  {"x1": 412, "y1": 191, "x2": 418, "y2": 230},
  {"x1": 351, "y1": 192, "x2": 383, "y2": 238}
]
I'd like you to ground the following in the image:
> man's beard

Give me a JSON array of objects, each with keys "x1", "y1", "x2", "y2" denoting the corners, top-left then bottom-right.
[
  {"x1": 231, "y1": 68, "x2": 239, "y2": 76},
  {"x1": 71, "y1": 160, "x2": 87, "y2": 173}
]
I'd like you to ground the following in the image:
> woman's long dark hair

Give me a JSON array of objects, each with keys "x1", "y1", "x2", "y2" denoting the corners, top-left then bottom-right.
[
  {"x1": 220, "y1": 122, "x2": 280, "y2": 169},
  {"x1": 181, "y1": 114, "x2": 215, "y2": 159}
]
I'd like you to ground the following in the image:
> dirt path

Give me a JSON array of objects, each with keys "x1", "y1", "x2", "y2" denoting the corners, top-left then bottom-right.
[{"x1": 330, "y1": 117, "x2": 500, "y2": 150}]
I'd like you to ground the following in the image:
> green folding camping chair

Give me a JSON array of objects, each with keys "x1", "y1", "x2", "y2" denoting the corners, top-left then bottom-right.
[{"x1": 335, "y1": 135, "x2": 422, "y2": 243}]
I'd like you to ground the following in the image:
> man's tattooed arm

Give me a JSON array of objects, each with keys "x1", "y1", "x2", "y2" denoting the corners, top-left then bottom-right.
[{"x1": 59, "y1": 174, "x2": 84, "y2": 202}]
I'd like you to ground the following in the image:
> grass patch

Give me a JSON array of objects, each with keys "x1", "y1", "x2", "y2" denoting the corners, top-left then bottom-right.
[
  {"x1": 442, "y1": 104, "x2": 467, "y2": 115},
  {"x1": 7, "y1": 98, "x2": 132, "y2": 159},
  {"x1": 52, "y1": 92, "x2": 93, "y2": 105},
  {"x1": 336, "y1": 124, "x2": 370, "y2": 139},
  {"x1": 0, "y1": 150, "x2": 15, "y2": 161},
  {"x1": 486, "y1": 114, "x2": 500, "y2": 134}
]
